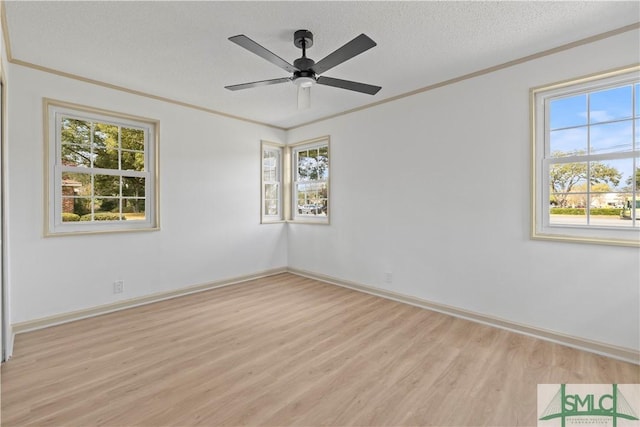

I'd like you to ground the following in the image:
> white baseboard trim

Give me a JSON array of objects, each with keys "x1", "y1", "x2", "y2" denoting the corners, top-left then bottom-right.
[
  {"x1": 12, "y1": 267, "x2": 288, "y2": 335},
  {"x1": 287, "y1": 267, "x2": 640, "y2": 365}
]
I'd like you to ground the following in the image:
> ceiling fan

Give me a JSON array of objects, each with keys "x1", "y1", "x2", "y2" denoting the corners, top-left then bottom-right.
[{"x1": 225, "y1": 30, "x2": 381, "y2": 109}]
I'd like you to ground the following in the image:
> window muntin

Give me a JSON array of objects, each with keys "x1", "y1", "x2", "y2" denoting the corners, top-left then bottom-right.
[
  {"x1": 46, "y1": 100, "x2": 158, "y2": 235},
  {"x1": 532, "y1": 67, "x2": 640, "y2": 246},
  {"x1": 261, "y1": 142, "x2": 283, "y2": 222}
]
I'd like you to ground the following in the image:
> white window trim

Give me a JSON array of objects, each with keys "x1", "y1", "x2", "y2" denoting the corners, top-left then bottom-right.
[
  {"x1": 289, "y1": 136, "x2": 330, "y2": 225},
  {"x1": 44, "y1": 99, "x2": 160, "y2": 236},
  {"x1": 531, "y1": 66, "x2": 640, "y2": 247},
  {"x1": 260, "y1": 140, "x2": 285, "y2": 223}
]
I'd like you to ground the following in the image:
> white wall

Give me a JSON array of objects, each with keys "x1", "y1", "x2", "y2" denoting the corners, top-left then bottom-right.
[
  {"x1": 287, "y1": 30, "x2": 640, "y2": 351},
  {"x1": 7, "y1": 65, "x2": 287, "y2": 323}
]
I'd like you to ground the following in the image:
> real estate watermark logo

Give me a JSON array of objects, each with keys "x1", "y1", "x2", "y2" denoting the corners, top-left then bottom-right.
[{"x1": 538, "y1": 384, "x2": 640, "y2": 427}]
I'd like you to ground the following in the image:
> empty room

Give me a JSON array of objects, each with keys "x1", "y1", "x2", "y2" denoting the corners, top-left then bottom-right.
[{"x1": 0, "y1": 1, "x2": 639, "y2": 426}]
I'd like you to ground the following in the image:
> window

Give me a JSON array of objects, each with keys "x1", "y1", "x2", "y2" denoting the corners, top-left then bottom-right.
[
  {"x1": 259, "y1": 137, "x2": 329, "y2": 224},
  {"x1": 291, "y1": 137, "x2": 329, "y2": 223},
  {"x1": 531, "y1": 66, "x2": 639, "y2": 246},
  {"x1": 261, "y1": 141, "x2": 284, "y2": 222},
  {"x1": 45, "y1": 100, "x2": 158, "y2": 235}
]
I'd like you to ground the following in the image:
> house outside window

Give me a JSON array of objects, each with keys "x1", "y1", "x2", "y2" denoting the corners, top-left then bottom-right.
[{"x1": 531, "y1": 66, "x2": 639, "y2": 246}]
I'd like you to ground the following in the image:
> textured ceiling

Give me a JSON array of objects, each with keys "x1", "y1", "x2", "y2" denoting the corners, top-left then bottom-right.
[{"x1": 4, "y1": 1, "x2": 640, "y2": 129}]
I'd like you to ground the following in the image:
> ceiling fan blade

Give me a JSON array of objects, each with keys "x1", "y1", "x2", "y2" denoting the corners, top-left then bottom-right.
[
  {"x1": 316, "y1": 76, "x2": 381, "y2": 95},
  {"x1": 311, "y1": 34, "x2": 377, "y2": 75},
  {"x1": 225, "y1": 77, "x2": 291, "y2": 91},
  {"x1": 229, "y1": 35, "x2": 298, "y2": 73},
  {"x1": 297, "y1": 86, "x2": 311, "y2": 110}
]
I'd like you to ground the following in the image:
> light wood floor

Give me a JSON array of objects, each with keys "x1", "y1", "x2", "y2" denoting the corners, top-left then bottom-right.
[{"x1": 1, "y1": 273, "x2": 638, "y2": 426}]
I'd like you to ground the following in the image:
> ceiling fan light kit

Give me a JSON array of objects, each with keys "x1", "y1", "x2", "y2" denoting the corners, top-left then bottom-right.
[
  {"x1": 225, "y1": 29, "x2": 381, "y2": 109},
  {"x1": 294, "y1": 76, "x2": 315, "y2": 88}
]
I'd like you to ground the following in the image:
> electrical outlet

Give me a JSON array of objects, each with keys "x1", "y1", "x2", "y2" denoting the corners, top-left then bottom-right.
[
  {"x1": 113, "y1": 280, "x2": 124, "y2": 294},
  {"x1": 384, "y1": 272, "x2": 393, "y2": 284}
]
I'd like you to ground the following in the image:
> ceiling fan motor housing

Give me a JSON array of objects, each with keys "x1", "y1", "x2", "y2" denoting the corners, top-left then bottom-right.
[{"x1": 293, "y1": 58, "x2": 315, "y2": 75}]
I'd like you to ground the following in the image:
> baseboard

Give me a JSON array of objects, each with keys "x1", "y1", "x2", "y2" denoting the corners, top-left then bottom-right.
[
  {"x1": 12, "y1": 267, "x2": 288, "y2": 335},
  {"x1": 287, "y1": 268, "x2": 640, "y2": 365}
]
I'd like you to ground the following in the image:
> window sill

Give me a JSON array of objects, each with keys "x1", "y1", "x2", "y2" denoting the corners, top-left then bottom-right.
[
  {"x1": 288, "y1": 217, "x2": 330, "y2": 225},
  {"x1": 45, "y1": 225, "x2": 160, "y2": 237},
  {"x1": 531, "y1": 226, "x2": 639, "y2": 247}
]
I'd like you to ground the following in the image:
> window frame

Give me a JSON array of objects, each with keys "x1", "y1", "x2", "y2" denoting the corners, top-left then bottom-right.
[
  {"x1": 44, "y1": 99, "x2": 159, "y2": 236},
  {"x1": 289, "y1": 136, "x2": 330, "y2": 225},
  {"x1": 260, "y1": 140, "x2": 285, "y2": 223},
  {"x1": 531, "y1": 65, "x2": 640, "y2": 247}
]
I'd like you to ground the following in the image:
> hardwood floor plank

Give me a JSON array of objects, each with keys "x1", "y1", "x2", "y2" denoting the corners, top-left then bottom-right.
[{"x1": 2, "y1": 273, "x2": 638, "y2": 426}]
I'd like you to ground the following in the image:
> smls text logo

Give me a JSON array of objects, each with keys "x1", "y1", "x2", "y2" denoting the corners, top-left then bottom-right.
[{"x1": 538, "y1": 384, "x2": 639, "y2": 427}]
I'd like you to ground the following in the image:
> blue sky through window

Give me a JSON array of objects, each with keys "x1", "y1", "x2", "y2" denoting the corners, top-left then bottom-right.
[
  {"x1": 549, "y1": 95, "x2": 586, "y2": 129},
  {"x1": 589, "y1": 85, "x2": 632, "y2": 123},
  {"x1": 549, "y1": 84, "x2": 636, "y2": 157}
]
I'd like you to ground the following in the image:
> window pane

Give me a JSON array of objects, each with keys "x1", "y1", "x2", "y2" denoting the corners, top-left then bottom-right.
[
  {"x1": 549, "y1": 197, "x2": 587, "y2": 225},
  {"x1": 298, "y1": 151, "x2": 309, "y2": 179},
  {"x1": 68, "y1": 197, "x2": 91, "y2": 218},
  {"x1": 121, "y1": 127, "x2": 144, "y2": 151},
  {"x1": 619, "y1": 193, "x2": 639, "y2": 223},
  {"x1": 61, "y1": 118, "x2": 90, "y2": 145},
  {"x1": 319, "y1": 145, "x2": 328, "y2": 158},
  {"x1": 635, "y1": 84, "x2": 639, "y2": 117},
  {"x1": 297, "y1": 145, "x2": 329, "y2": 181},
  {"x1": 263, "y1": 164, "x2": 276, "y2": 182},
  {"x1": 94, "y1": 123, "x2": 120, "y2": 169},
  {"x1": 263, "y1": 150, "x2": 279, "y2": 182},
  {"x1": 122, "y1": 177, "x2": 145, "y2": 197},
  {"x1": 589, "y1": 158, "x2": 630, "y2": 193},
  {"x1": 61, "y1": 144, "x2": 92, "y2": 168},
  {"x1": 549, "y1": 95, "x2": 587, "y2": 129},
  {"x1": 264, "y1": 200, "x2": 278, "y2": 216},
  {"x1": 95, "y1": 198, "x2": 121, "y2": 215},
  {"x1": 550, "y1": 127, "x2": 587, "y2": 156},
  {"x1": 589, "y1": 121, "x2": 633, "y2": 154},
  {"x1": 94, "y1": 123, "x2": 118, "y2": 149},
  {"x1": 94, "y1": 174, "x2": 120, "y2": 197},
  {"x1": 587, "y1": 199, "x2": 632, "y2": 227},
  {"x1": 61, "y1": 172, "x2": 91, "y2": 196},
  {"x1": 121, "y1": 150, "x2": 144, "y2": 171},
  {"x1": 589, "y1": 85, "x2": 633, "y2": 124},
  {"x1": 265, "y1": 183, "x2": 278, "y2": 200},
  {"x1": 549, "y1": 162, "x2": 587, "y2": 208},
  {"x1": 296, "y1": 181, "x2": 328, "y2": 216},
  {"x1": 123, "y1": 198, "x2": 145, "y2": 220},
  {"x1": 264, "y1": 169, "x2": 275, "y2": 182},
  {"x1": 61, "y1": 203, "x2": 82, "y2": 222}
]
